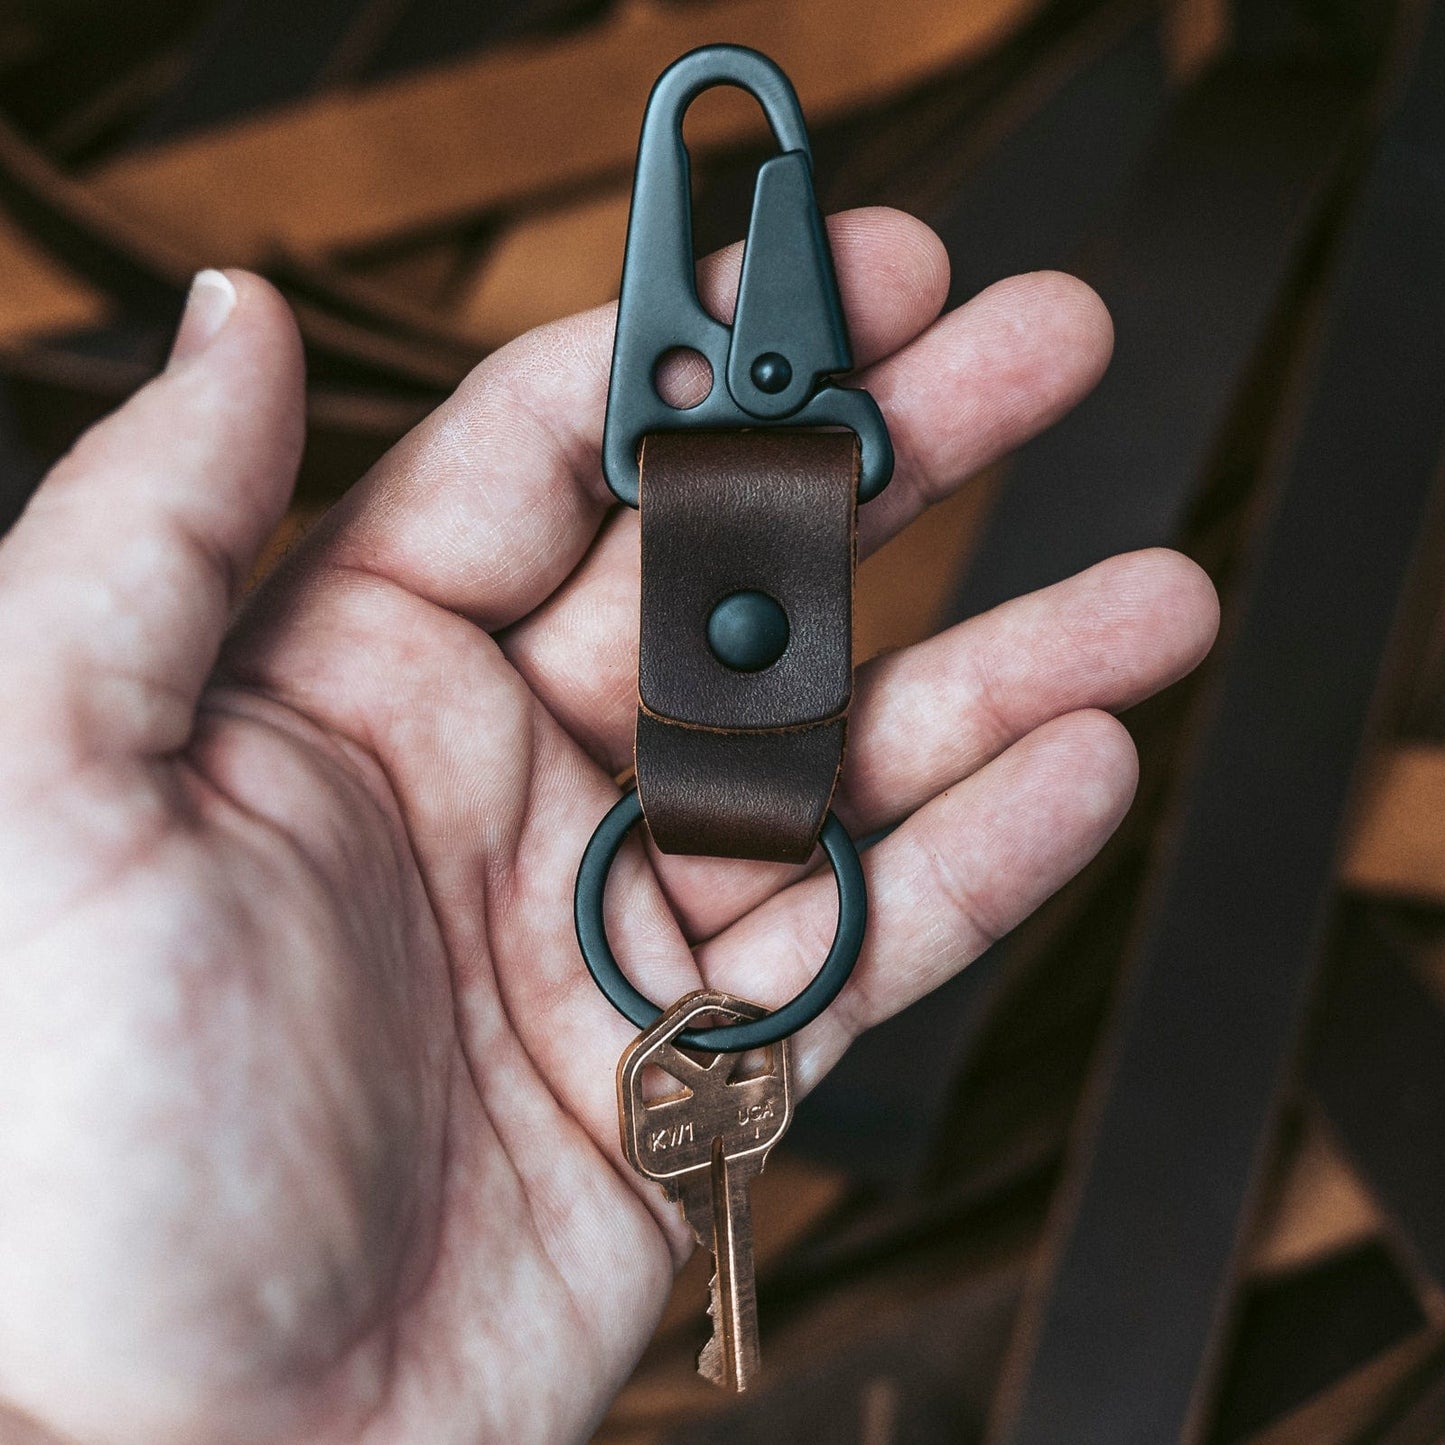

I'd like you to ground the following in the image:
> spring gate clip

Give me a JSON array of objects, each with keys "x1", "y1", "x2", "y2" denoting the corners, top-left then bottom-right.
[{"x1": 575, "y1": 44, "x2": 894, "y2": 1053}]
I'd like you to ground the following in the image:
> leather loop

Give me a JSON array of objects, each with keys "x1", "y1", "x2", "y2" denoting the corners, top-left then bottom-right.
[{"x1": 635, "y1": 429, "x2": 859, "y2": 863}]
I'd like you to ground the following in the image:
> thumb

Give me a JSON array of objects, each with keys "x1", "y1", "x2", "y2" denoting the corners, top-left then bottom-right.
[{"x1": 0, "y1": 270, "x2": 304, "y2": 759}]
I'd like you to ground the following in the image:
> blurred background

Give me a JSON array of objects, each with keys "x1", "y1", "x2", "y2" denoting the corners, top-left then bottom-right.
[{"x1": 2, "y1": 0, "x2": 1445, "y2": 1441}]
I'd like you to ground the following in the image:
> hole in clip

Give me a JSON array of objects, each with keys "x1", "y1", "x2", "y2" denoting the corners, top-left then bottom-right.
[{"x1": 653, "y1": 347, "x2": 713, "y2": 409}]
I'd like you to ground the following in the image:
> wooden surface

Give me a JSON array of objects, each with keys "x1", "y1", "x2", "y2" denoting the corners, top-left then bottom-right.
[{"x1": 1345, "y1": 746, "x2": 1445, "y2": 903}]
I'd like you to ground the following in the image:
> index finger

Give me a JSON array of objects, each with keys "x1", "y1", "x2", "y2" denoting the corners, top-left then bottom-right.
[{"x1": 260, "y1": 208, "x2": 950, "y2": 632}]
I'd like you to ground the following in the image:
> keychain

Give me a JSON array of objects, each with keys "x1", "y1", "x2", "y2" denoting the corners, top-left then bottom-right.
[{"x1": 574, "y1": 44, "x2": 892, "y2": 1391}]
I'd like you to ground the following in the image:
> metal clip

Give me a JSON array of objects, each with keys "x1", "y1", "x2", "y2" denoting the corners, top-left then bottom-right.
[{"x1": 601, "y1": 44, "x2": 894, "y2": 507}]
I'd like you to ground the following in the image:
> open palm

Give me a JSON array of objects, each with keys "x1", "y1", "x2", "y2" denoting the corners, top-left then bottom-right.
[{"x1": 0, "y1": 210, "x2": 1216, "y2": 1445}]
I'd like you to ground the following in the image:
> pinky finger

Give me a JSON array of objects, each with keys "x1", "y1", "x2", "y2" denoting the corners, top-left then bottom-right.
[{"x1": 696, "y1": 709, "x2": 1139, "y2": 1092}]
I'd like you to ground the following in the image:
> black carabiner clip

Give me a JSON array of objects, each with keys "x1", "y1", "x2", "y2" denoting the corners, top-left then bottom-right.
[{"x1": 601, "y1": 44, "x2": 894, "y2": 508}]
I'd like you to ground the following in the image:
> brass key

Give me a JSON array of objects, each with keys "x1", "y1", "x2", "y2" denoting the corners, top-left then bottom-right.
[{"x1": 618, "y1": 989, "x2": 793, "y2": 1391}]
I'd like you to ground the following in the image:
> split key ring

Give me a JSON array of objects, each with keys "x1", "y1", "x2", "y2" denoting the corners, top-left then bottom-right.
[{"x1": 573, "y1": 788, "x2": 866, "y2": 1052}]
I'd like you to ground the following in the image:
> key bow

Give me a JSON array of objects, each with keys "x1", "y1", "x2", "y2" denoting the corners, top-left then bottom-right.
[{"x1": 618, "y1": 990, "x2": 792, "y2": 1180}]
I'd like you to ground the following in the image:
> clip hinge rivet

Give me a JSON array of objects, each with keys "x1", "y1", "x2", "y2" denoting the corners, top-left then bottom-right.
[{"x1": 750, "y1": 353, "x2": 792, "y2": 394}]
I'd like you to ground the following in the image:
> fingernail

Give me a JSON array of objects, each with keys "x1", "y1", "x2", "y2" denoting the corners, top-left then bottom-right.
[{"x1": 169, "y1": 269, "x2": 237, "y2": 366}]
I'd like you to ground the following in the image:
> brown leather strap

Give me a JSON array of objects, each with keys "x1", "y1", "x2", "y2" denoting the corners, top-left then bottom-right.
[{"x1": 635, "y1": 430, "x2": 858, "y2": 864}]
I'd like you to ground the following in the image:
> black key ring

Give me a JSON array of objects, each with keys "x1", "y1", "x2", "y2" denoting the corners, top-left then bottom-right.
[{"x1": 574, "y1": 788, "x2": 866, "y2": 1051}]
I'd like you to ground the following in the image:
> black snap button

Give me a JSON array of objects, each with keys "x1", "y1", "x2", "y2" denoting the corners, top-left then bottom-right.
[{"x1": 706, "y1": 590, "x2": 789, "y2": 671}]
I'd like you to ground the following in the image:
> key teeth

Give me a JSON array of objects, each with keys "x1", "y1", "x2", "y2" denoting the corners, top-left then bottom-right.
[
  {"x1": 697, "y1": 1341, "x2": 726, "y2": 1388},
  {"x1": 697, "y1": 1271, "x2": 727, "y2": 1388}
]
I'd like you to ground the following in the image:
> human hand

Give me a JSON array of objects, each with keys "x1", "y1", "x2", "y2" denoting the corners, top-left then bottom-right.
[{"x1": 0, "y1": 210, "x2": 1217, "y2": 1445}]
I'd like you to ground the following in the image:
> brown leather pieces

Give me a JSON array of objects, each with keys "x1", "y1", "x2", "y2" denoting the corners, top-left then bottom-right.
[{"x1": 635, "y1": 430, "x2": 859, "y2": 864}]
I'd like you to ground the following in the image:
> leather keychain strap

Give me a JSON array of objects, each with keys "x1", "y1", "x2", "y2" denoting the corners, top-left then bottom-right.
[
  {"x1": 577, "y1": 46, "x2": 888, "y2": 1053},
  {"x1": 636, "y1": 429, "x2": 858, "y2": 864}
]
